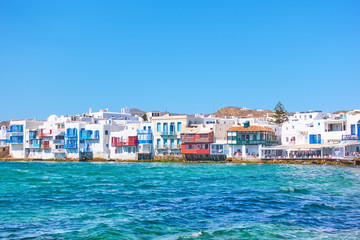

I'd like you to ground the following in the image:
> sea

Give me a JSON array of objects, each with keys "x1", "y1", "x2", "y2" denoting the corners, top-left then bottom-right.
[{"x1": 1, "y1": 161, "x2": 360, "y2": 239}]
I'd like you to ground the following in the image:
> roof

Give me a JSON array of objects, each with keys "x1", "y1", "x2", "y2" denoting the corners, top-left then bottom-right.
[
  {"x1": 181, "y1": 127, "x2": 213, "y2": 134},
  {"x1": 227, "y1": 125, "x2": 275, "y2": 133}
]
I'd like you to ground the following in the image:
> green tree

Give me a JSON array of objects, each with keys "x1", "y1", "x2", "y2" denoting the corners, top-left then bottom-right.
[
  {"x1": 141, "y1": 113, "x2": 148, "y2": 122},
  {"x1": 272, "y1": 101, "x2": 288, "y2": 124}
]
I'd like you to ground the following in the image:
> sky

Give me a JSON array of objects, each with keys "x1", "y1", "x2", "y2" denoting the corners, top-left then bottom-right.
[{"x1": 0, "y1": 0, "x2": 359, "y2": 120}]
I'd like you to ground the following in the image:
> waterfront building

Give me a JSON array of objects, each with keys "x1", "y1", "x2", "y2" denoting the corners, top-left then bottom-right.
[
  {"x1": 0, "y1": 125, "x2": 9, "y2": 147},
  {"x1": 343, "y1": 111, "x2": 360, "y2": 141},
  {"x1": 180, "y1": 126, "x2": 214, "y2": 155},
  {"x1": 227, "y1": 123, "x2": 278, "y2": 158},
  {"x1": 109, "y1": 122, "x2": 153, "y2": 160},
  {"x1": 152, "y1": 114, "x2": 202, "y2": 155},
  {"x1": 7, "y1": 120, "x2": 44, "y2": 158}
]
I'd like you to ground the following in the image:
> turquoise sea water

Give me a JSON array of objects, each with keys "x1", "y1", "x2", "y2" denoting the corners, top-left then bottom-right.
[{"x1": 1, "y1": 162, "x2": 360, "y2": 239}]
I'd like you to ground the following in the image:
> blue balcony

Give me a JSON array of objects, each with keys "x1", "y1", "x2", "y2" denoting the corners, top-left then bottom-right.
[
  {"x1": 64, "y1": 142, "x2": 78, "y2": 149},
  {"x1": 80, "y1": 130, "x2": 99, "y2": 140},
  {"x1": 137, "y1": 130, "x2": 153, "y2": 144},
  {"x1": 29, "y1": 131, "x2": 37, "y2": 139},
  {"x1": 8, "y1": 125, "x2": 23, "y2": 133},
  {"x1": 342, "y1": 135, "x2": 360, "y2": 141},
  {"x1": 7, "y1": 136, "x2": 23, "y2": 144},
  {"x1": 160, "y1": 131, "x2": 176, "y2": 137},
  {"x1": 29, "y1": 139, "x2": 41, "y2": 148},
  {"x1": 65, "y1": 128, "x2": 78, "y2": 138}
]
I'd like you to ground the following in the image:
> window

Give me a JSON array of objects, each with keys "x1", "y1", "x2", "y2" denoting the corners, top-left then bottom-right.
[
  {"x1": 197, "y1": 144, "x2": 201, "y2": 149},
  {"x1": 157, "y1": 139, "x2": 161, "y2": 147},
  {"x1": 205, "y1": 144, "x2": 208, "y2": 149},
  {"x1": 351, "y1": 125, "x2": 356, "y2": 135},
  {"x1": 157, "y1": 123, "x2": 161, "y2": 132},
  {"x1": 177, "y1": 139, "x2": 181, "y2": 145},
  {"x1": 164, "y1": 139, "x2": 168, "y2": 146},
  {"x1": 177, "y1": 122, "x2": 182, "y2": 132},
  {"x1": 192, "y1": 144, "x2": 195, "y2": 149},
  {"x1": 105, "y1": 130, "x2": 108, "y2": 135}
]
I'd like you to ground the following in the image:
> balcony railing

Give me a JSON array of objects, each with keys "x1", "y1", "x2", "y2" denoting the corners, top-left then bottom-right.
[
  {"x1": 160, "y1": 131, "x2": 177, "y2": 137},
  {"x1": 53, "y1": 139, "x2": 65, "y2": 144},
  {"x1": 112, "y1": 141, "x2": 128, "y2": 147},
  {"x1": 6, "y1": 137, "x2": 23, "y2": 144},
  {"x1": 65, "y1": 132, "x2": 78, "y2": 138},
  {"x1": 342, "y1": 135, "x2": 360, "y2": 141},
  {"x1": 80, "y1": 132, "x2": 99, "y2": 140},
  {"x1": 8, "y1": 125, "x2": 23, "y2": 133},
  {"x1": 29, "y1": 142, "x2": 41, "y2": 148},
  {"x1": 64, "y1": 143, "x2": 78, "y2": 149}
]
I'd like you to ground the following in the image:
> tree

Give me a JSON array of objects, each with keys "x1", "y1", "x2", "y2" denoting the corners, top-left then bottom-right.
[
  {"x1": 272, "y1": 101, "x2": 288, "y2": 124},
  {"x1": 141, "y1": 113, "x2": 148, "y2": 122}
]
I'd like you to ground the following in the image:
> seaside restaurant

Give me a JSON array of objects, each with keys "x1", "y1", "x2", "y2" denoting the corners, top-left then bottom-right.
[{"x1": 261, "y1": 142, "x2": 360, "y2": 159}]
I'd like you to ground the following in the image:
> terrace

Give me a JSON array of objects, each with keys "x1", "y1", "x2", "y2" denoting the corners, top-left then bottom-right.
[
  {"x1": 80, "y1": 130, "x2": 99, "y2": 140},
  {"x1": 8, "y1": 125, "x2": 23, "y2": 133},
  {"x1": 7, "y1": 136, "x2": 23, "y2": 144}
]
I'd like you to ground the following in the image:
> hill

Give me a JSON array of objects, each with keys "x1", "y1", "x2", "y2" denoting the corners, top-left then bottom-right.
[{"x1": 212, "y1": 106, "x2": 272, "y2": 118}]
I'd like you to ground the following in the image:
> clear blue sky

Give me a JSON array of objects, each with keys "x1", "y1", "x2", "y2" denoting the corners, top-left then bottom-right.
[{"x1": 1, "y1": 0, "x2": 359, "y2": 120}]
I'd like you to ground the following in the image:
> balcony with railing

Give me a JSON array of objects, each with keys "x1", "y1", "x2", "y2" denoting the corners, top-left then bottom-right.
[
  {"x1": 53, "y1": 139, "x2": 65, "y2": 144},
  {"x1": 37, "y1": 130, "x2": 52, "y2": 138},
  {"x1": 29, "y1": 131, "x2": 37, "y2": 139},
  {"x1": 65, "y1": 128, "x2": 78, "y2": 138},
  {"x1": 8, "y1": 125, "x2": 23, "y2": 133},
  {"x1": 111, "y1": 136, "x2": 137, "y2": 147},
  {"x1": 6, "y1": 136, "x2": 23, "y2": 144},
  {"x1": 180, "y1": 133, "x2": 213, "y2": 143},
  {"x1": 41, "y1": 141, "x2": 51, "y2": 149},
  {"x1": 160, "y1": 131, "x2": 177, "y2": 137},
  {"x1": 64, "y1": 141, "x2": 78, "y2": 149},
  {"x1": 342, "y1": 135, "x2": 360, "y2": 141},
  {"x1": 80, "y1": 130, "x2": 99, "y2": 140},
  {"x1": 29, "y1": 139, "x2": 41, "y2": 148},
  {"x1": 137, "y1": 129, "x2": 153, "y2": 144}
]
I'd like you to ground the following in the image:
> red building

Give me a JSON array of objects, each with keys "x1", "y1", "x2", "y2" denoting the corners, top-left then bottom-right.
[
  {"x1": 181, "y1": 129, "x2": 214, "y2": 154},
  {"x1": 111, "y1": 136, "x2": 137, "y2": 147}
]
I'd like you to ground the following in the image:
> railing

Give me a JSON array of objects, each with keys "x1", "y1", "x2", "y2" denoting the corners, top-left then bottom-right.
[
  {"x1": 80, "y1": 133, "x2": 99, "y2": 140},
  {"x1": 181, "y1": 137, "x2": 212, "y2": 143},
  {"x1": 7, "y1": 125, "x2": 23, "y2": 133},
  {"x1": 38, "y1": 132, "x2": 52, "y2": 137},
  {"x1": 160, "y1": 131, "x2": 176, "y2": 136},
  {"x1": 112, "y1": 141, "x2": 128, "y2": 147},
  {"x1": 138, "y1": 140, "x2": 153, "y2": 144},
  {"x1": 65, "y1": 133, "x2": 77, "y2": 138},
  {"x1": 53, "y1": 139, "x2": 65, "y2": 144},
  {"x1": 342, "y1": 135, "x2": 360, "y2": 141},
  {"x1": 29, "y1": 132, "x2": 37, "y2": 139},
  {"x1": 64, "y1": 143, "x2": 78, "y2": 149},
  {"x1": 6, "y1": 137, "x2": 23, "y2": 144},
  {"x1": 29, "y1": 142, "x2": 41, "y2": 148}
]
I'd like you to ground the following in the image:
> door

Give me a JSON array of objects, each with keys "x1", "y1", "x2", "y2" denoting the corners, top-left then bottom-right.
[{"x1": 358, "y1": 120, "x2": 360, "y2": 137}]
